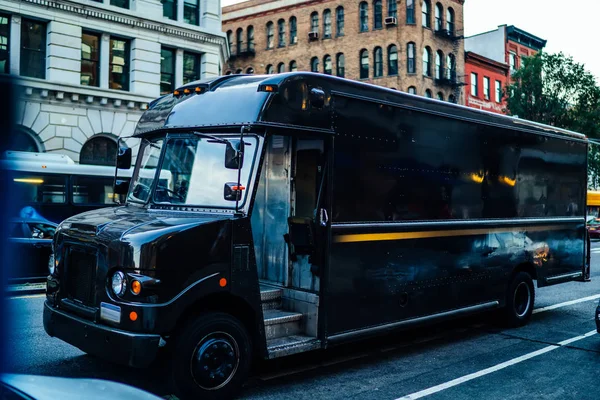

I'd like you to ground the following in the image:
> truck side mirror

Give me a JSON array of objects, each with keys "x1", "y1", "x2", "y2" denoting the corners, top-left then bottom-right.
[
  {"x1": 225, "y1": 140, "x2": 244, "y2": 170},
  {"x1": 114, "y1": 179, "x2": 130, "y2": 196},
  {"x1": 116, "y1": 145, "x2": 132, "y2": 169},
  {"x1": 224, "y1": 182, "x2": 245, "y2": 201}
]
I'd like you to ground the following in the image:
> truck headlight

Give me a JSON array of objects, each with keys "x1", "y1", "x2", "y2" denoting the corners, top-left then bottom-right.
[{"x1": 111, "y1": 271, "x2": 127, "y2": 296}]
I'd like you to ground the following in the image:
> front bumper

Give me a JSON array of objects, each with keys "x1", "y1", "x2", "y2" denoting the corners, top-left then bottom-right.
[{"x1": 43, "y1": 301, "x2": 161, "y2": 368}]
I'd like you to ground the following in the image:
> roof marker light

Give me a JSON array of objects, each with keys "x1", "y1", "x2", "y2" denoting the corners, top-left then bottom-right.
[
  {"x1": 183, "y1": 88, "x2": 191, "y2": 95},
  {"x1": 173, "y1": 90, "x2": 181, "y2": 96},
  {"x1": 195, "y1": 87, "x2": 204, "y2": 94},
  {"x1": 258, "y1": 84, "x2": 278, "y2": 93}
]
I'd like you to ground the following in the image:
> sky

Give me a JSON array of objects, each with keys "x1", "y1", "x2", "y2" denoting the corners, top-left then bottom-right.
[{"x1": 221, "y1": 0, "x2": 600, "y2": 82}]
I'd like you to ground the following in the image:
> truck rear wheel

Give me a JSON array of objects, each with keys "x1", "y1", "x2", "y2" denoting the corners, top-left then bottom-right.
[
  {"x1": 502, "y1": 271, "x2": 535, "y2": 327},
  {"x1": 171, "y1": 312, "x2": 252, "y2": 400}
]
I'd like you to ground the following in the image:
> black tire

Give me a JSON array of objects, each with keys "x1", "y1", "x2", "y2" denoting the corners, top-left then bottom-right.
[
  {"x1": 502, "y1": 271, "x2": 535, "y2": 327},
  {"x1": 170, "y1": 312, "x2": 252, "y2": 400}
]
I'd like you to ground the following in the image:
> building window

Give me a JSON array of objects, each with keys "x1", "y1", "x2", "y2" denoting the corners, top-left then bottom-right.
[
  {"x1": 290, "y1": 60, "x2": 297, "y2": 72},
  {"x1": 247, "y1": 26, "x2": 255, "y2": 52},
  {"x1": 81, "y1": 32, "x2": 100, "y2": 87},
  {"x1": 435, "y1": 50, "x2": 443, "y2": 79},
  {"x1": 266, "y1": 22, "x2": 274, "y2": 49},
  {"x1": 277, "y1": 62, "x2": 285, "y2": 73},
  {"x1": 374, "y1": 0, "x2": 383, "y2": 29},
  {"x1": 509, "y1": 52, "x2": 516, "y2": 72},
  {"x1": 407, "y1": 42, "x2": 415, "y2": 73},
  {"x1": 109, "y1": 37, "x2": 129, "y2": 91},
  {"x1": 435, "y1": 3, "x2": 443, "y2": 31},
  {"x1": 184, "y1": 0, "x2": 199, "y2": 25},
  {"x1": 311, "y1": 12, "x2": 319, "y2": 33},
  {"x1": 471, "y1": 72, "x2": 478, "y2": 96},
  {"x1": 483, "y1": 76, "x2": 490, "y2": 100},
  {"x1": 20, "y1": 19, "x2": 46, "y2": 79},
  {"x1": 324, "y1": 55, "x2": 332, "y2": 74},
  {"x1": 336, "y1": 53, "x2": 345, "y2": 77},
  {"x1": 290, "y1": 17, "x2": 297, "y2": 44},
  {"x1": 374, "y1": 47, "x2": 383, "y2": 77},
  {"x1": 323, "y1": 10, "x2": 332, "y2": 38},
  {"x1": 311, "y1": 57, "x2": 319, "y2": 72},
  {"x1": 359, "y1": 2, "x2": 368, "y2": 32},
  {"x1": 406, "y1": 0, "x2": 415, "y2": 24},
  {"x1": 448, "y1": 94, "x2": 456, "y2": 103},
  {"x1": 336, "y1": 7, "x2": 344, "y2": 36},
  {"x1": 12, "y1": 126, "x2": 43, "y2": 152},
  {"x1": 360, "y1": 49, "x2": 369, "y2": 79},
  {"x1": 160, "y1": 47, "x2": 175, "y2": 95},
  {"x1": 446, "y1": 53, "x2": 455, "y2": 79},
  {"x1": 422, "y1": 0, "x2": 431, "y2": 28},
  {"x1": 495, "y1": 80, "x2": 502, "y2": 103},
  {"x1": 110, "y1": 0, "x2": 129, "y2": 9},
  {"x1": 235, "y1": 68, "x2": 242, "y2": 74},
  {"x1": 388, "y1": 0, "x2": 397, "y2": 18},
  {"x1": 226, "y1": 30, "x2": 233, "y2": 54},
  {"x1": 422, "y1": 47, "x2": 431, "y2": 77},
  {"x1": 236, "y1": 28, "x2": 243, "y2": 54},
  {"x1": 388, "y1": 45, "x2": 398, "y2": 75},
  {"x1": 244, "y1": 67, "x2": 253, "y2": 74},
  {"x1": 0, "y1": 14, "x2": 9, "y2": 74},
  {"x1": 183, "y1": 52, "x2": 201, "y2": 84},
  {"x1": 408, "y1": 86, "x2": 416, "y2": 94},
  {"x1": 163, "y1": 0, "x2": 176, "y2": 20},
  {"x1": 80, "y1": 135, "x2": 117, "y2": 166},
  {"x1": 425, "y1": 89, "x2": 432, "y2": 98},
  {"x1": 446, "y1": 7, "x2": 454, "y2": 35},
  {"x1": 437, "y1": 92, "x2": 444, "y2": 101},
  {"x1": 266, "y1": 64, "x2": 274, "y2": 74},
  {"x1": 278, "y1": 19, "x2": 285, "y2": 47}
]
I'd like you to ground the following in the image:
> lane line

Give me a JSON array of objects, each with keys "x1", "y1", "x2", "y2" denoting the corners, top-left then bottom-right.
[
  {"x1": 533, "y1": 294, "x2": 600, "y2": 314},
  {"x1": 396, "y1": 330, "x2": 597, "y2": 400},
  {"x1": 6, "y1": 294, "x2": 45, "y2": 300}
]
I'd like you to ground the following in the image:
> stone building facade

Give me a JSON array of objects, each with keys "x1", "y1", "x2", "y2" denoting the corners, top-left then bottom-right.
[
  {"x1": 1, "y1": 0, "x2": 226, "y2": 164},
  {"x1": 223, "y1": 0, "x2": 465, "y2": 103}
]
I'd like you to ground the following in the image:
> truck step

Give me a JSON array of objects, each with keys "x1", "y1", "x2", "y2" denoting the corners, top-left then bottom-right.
[
  {"x1": 260, "y1": 286, "x2": 283, "y2": 311},
  {"x1": 266, "y1": 335, "x2": 321, "y2": 359},
  {"x1": 263, "y1": 309, "x2": 303, "y2": 340}
]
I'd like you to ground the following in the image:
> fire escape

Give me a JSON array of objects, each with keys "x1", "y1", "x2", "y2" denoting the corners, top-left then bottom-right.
[
  {"x1": 434, "y1": 24, "x2": 466, "y2": 103},
  {"x1": 227, "y1": 41, "x2": 256, "y2": 74}
]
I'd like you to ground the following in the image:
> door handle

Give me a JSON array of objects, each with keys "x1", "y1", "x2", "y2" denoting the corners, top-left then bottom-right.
[
  {"x1": 33, "y1": 243, "x2": 43, "y2": 248},
  {"x1": 319, "y1": 208, "x2": 328, "y2": 227}
]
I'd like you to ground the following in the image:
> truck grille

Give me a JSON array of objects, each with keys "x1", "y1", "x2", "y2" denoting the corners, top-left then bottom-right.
[{"x1": 65, "y1": 248, "x2": 97, "y2": 306}]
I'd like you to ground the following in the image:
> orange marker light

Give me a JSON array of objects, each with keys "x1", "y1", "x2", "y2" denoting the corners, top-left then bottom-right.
[
  {"x1": 195, "y1": 87, "x2": 203, "y2": 94},
  {"x1": 183, "y1": 88, "x2": 191, "y2": 95},
  {"x1": 231, "y1": 186, "x2": 245, "y2": 191},
  {"x1": 219, "y1": 278, "x2": 227, "y2": 287},
  {"x1": 264, "y1": 85, "x2": 275, "y2": 92},
  {"x1": 173, "y1": 90, "x2": 181, "y2": 96},
  {"x1": 129, "y1": 311, "x2": 138, "y2": 321},
  {"x1": 131, "y1": 280, "x2": 142, "y2": 295}
]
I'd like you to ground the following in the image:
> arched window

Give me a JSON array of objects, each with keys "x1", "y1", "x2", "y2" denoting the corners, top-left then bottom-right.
[
  {"x1": 448, "y1": 94, "x2": 456, "y2": 103},
  {"x1": 323, "y1": 9, "x2": 332, "y2": 38},
  {"x1": 407, "y1": 42, "x2": 416, "y2": 73},
  {"x1": 374, "y1": 47, "x2": 383, "y2": 77},
  {"x1": 290, "y1": 17, "x2": 297, "y2": 44},
  {"x1": 374, "y1": 0, "x2": 382, "y2": 29},
  {"x1": 446, "y1": 7, "x2": 455, "y2": 34},
  {"x1": 289, "y1": 60, "x2": 297, "y2": 72},
  {"x1": 226, "y1": 30, "x2": 233, "y2": 54},
  {"x1": 311, "y1": 57, "x2": 319, "y2": 72},
  {"x1": 225, "y1": 70, "x2": 232, "y2": 75},
  {"x1": 278, "y1": 19, "x2": 285, "y2": 47},
  {"x1": 266, "y1": 64, "x2": 274, "y2": 74},
  {"x1": 236, "y1": 28, "x2": 243, "y2": 55},
  {"x1": 423, "y1": 47, "x2": 431, "y2": 77},
  {"x1": 247, "y1": 26, "x2": 254, "y2": 52},
  {"x1": 311, "y1": 12, "x2": 319, "y2": 33},
  {"x1": 12, "y1": 126, "x2": 43, "y2": 153},
  {"x1": 336, "y1": 7, "x2": 345, "y2": 36},
  {"x1": 277, "y1": 62, "x2": 285, "y2": 73},
  {"x1": 359, "y1": 2, "x2": 368, "y2": 32},
  {"x1": 235, "y1": 68, "x2": 242, "y2": 74},
  {"x1": 408, "y1": 86, "x2": 416, "y2": 94},
  {"x1": 360, "y1": 49, "x2": 369, "y2": 79},
  {"x1": 435, "y1": 3, "x2": 443, "y2": 31},
  {"x1": 422, "y1": 1, "x2": 431, "y2": 28},
  {"x1": 435, "y1": 50, "x2": 443, "y2": 79},
  {"x1": 446, "y1": 53, "x2": 456, "y2": 80},
  {"x1": 266, "y1": 22, "x2": 274, "y2": 49},
  {"x1": 388, "y1": 45, "x2": 398, "y2": 75},
  {"x1": 425, "y1": 89, "x2": 432, "y2": 98},
  {"x1": 406, "y1": 0, "x2": 415, "y2": 24},
  {"x1": 388, "y1": 0, "x2": 397, "y2": 18},
  {"x1": 80, "y1": 134, "x2": 117, "y2": 166},
  {"x1": 336, "y1": 53, "x2": 345, "y2": 77},
  {"x1": 437, "y1": 92, "x2": 444, "y2": 101},
  {"x1": 324, "y1": 55, "x2": 332, "y2": 74},
  {"x1": 246, "y1": 67, "x2": 254, "y2": 74}
]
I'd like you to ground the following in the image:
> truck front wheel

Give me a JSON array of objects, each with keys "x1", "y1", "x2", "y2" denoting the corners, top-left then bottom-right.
[
  {"x1": 502, "y1": 271, "x2": 535, "y2": 327},
  {"x1": 171, "y1": 312, "x2": 252, "y2": 400}
]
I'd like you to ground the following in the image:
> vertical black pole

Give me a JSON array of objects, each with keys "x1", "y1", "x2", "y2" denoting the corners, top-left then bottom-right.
[{"x1": 235, "y1": 125, "x2": 246, "y2": 213}]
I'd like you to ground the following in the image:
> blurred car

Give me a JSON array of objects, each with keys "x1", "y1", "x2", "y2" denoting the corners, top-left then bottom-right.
[
  {"x1": 6, "y1": 218, "x2": 57, "y2": 283},
  {"x1": 0, "y1": 374, "x2": 163, "y2": 400},
  {"x1": 587, "y1": 218, "x2": 600, "y2": 239}
]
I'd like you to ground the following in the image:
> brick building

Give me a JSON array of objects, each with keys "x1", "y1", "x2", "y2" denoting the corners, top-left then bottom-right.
[
  {"x1": 465, "y1": 51, "x2": 508, "y2": 114},
  {"x1": 223, "y1": 0, "x2": 466, "y2": 104}
]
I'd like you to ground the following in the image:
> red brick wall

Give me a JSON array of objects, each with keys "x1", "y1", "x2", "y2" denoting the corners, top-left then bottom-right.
[{"x1": 465, "y1": 54, "x2": 508, "y2": 114}]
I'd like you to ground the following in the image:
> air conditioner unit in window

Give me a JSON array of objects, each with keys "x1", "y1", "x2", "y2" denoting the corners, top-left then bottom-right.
[
  {"x1": 292, "y1": 36, "x2": 298, "y2": 44},
  {"x1": 308, "y1": 31, "x2": 319, "y2": 40},
  {"x1": 385, "y1": 17, "x2": 398, "y2": 26}
]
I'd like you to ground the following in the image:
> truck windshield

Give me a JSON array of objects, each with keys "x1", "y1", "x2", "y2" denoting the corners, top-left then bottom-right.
[
  {"x1": 127, "y1": 138, "x2": 164, "y2": 203},
  {"x1": 152, "y1": 134, "x2": 259, "y2": 209}
]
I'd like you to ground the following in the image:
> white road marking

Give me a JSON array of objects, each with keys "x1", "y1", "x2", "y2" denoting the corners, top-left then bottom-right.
[
  {"x1": 396, "y1": 330, "x2": 597, "y2": 400},
  {"x1": 533, "y1": 294, "x2": 600, "y2": 314},
  {"x1": 6, "y1": 294, "x2": 45, "y2": 300}
]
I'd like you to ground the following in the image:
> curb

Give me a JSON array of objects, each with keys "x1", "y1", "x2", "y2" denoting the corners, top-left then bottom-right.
[{"x1": 4, "y1": 283, "x2": 46, "y2": 296}]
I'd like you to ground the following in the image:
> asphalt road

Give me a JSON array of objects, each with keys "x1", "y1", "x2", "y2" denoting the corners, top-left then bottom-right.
[{"x1": 4, "y1": 243, "x2": 600, "y2": 400}]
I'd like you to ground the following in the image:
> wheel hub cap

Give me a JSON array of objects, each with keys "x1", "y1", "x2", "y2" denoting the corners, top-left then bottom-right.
[{"x1": 191, "y1": 332, "x2": 239, "y2": 390}]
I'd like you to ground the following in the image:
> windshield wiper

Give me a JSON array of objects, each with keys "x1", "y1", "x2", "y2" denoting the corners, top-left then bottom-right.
[{"x1": 191, "y1": 131, "x2": 231, "y2": 145}]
